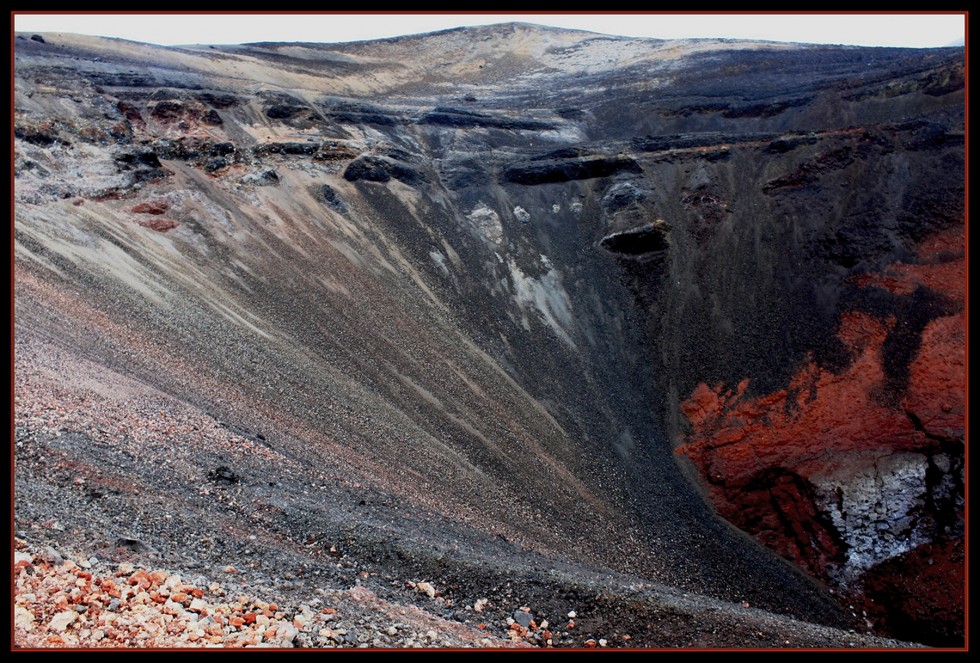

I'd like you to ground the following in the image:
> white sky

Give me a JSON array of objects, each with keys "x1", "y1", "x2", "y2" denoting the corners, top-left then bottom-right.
[{"x1": 13, "y1": 13, "x2": 966, "y2": 49}]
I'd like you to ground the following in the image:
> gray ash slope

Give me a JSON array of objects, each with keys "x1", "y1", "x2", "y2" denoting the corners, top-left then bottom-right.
[{"x1": 13, "y1": 24, "x2": 963, "y2": 647}]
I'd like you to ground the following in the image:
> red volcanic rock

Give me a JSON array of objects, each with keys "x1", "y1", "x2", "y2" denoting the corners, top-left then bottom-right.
[
  {"x1": 131, "y1": 200, "x2": 170, "y2": 215},
  {"x1": 853, "y1": 229, "x2": 964, "y2": 301},
  {"x1": 136, "y1": 218, "x2": 180, "y2": 233},
  {"x1": 855, "y1": 229, "x2": 965, "y2": 442},
  {"x1": 677, "y1": 227, "x2": 965, "y2": 643},
  {"x1": 678, "y1": 311, "x2": 925, "y2": 491},
  {"x1": 678, "y1": 319, "x2": 919, "y2": 577},
  {"x1": 149, "y1": 101, "x2": 184, "y2": 123},
  {"x1": 117, "y1": 101, "x2": 146, "y2": 128},
  {"x1": 129, "y1": 570, "x2": 152, "y2": 589},
  {"x1": 902, "y1": 314, "x2": 965, "y2": 441}
]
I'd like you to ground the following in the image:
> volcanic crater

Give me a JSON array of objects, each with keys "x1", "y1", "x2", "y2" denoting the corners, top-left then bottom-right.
[{"x1": 13, "y1": 24, "x2": 965, "y2": 648}]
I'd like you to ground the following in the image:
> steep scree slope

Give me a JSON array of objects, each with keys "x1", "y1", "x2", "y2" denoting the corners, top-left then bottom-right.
[{"x1": 13, "y1": 25, "x2": 964, "y2": 647}]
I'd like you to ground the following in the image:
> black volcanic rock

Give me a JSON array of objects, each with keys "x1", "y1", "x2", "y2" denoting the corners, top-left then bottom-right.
[
  {"x1": 202, "y1": 109, "x2": 223, "y2": 126},
  {"x1": 313, "y1": 183, "x2": 348, "y2": 213},
  {"x1": 601, "y1": 181, "x2": 649, "y2": 213},
  {"x1": 255, "y1": 142, "x2": 319, "y2": 156},
  {"x1": 210, "y1": 142, "x2": 236, "y2": 157},
  {"x1": 343, "y1": 156, "x2": 427, "y2": 186},
  {"x1": 114, "y1": 150, "x2": 171, "y2": 182},
  {"x1": 208, "y1": 466, "x2": 241, "y2": 485},
  {"x1": 501, "y1": 156, "x2": 642, "y2": 185},
  {"x1": 321, "y1": 100, "x2": 405, "y2": 126},
  {"x1": 600, "y1": 220, "x2": 670, "y2": 256},
  {"x1": 14, "y1": 125, "x2": 64, "y2": 147},
  {"x1": 420, "y1": 107, "x2": 555, "y2": 131}
]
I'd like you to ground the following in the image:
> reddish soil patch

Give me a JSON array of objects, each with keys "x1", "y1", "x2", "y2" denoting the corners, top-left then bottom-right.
[
  {"x1": 131, "y1": 200, "x2": 170, "y2": 215},
  {"x1": 136, "y1": 218, "x2": 180, "y2": 233}
]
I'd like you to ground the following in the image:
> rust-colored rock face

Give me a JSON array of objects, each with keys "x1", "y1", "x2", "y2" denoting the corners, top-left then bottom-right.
[{"x1": 677, "y1": 228, "x2": 965, "y2": 644}]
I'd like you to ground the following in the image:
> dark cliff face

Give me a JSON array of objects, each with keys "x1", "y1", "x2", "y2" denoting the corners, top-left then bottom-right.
[{"x1": 13, "y1": 26, "x2": 965, "y2": 647}]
